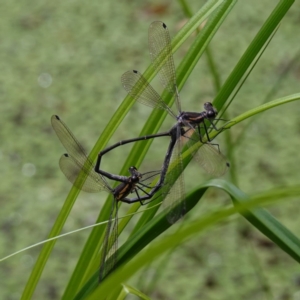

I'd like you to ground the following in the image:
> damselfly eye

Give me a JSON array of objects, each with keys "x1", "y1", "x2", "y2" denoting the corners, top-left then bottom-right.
[
  {"x1": 207, "y1": 110, "x2": 216, "y2": 118},
  {"x1": 133, "y1": 175, "x2": 140, "y2": 182}
]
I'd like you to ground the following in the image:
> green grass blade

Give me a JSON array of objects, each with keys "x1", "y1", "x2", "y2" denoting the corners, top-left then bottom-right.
[
  {"x1": 208, "y1": 180, "x2": 300, "y2": 263},
  {"x1": 178, "y1": 93, "x2": 300, "y2": 190},
  {"x1": 74, "y1": 185, "x2": 207, "y2": 299},
  {"x1": 61, "y1": 1, "x2": 230, "y2": 298},
  {"x1": 214, "y1": 0, "x2": 295, "y2": 111},
  {"x1": 233, "y1": 48, "x2": 300, "y2": 148},
  {"x1": 20, "y1": 187, "x2": 82, "y2": 300},
  {"x1": 224, "y1": 93, "x2": 300, "y2": 129},
  {"x1": 120, "y1": 284, "x2": 151, "y2": 300},
  {"x1": 130, "y1": 0, "x2": 236, "y2": 234},
  {"x1": 73, "y1": 3, "x2": 300, "y2": 296},
  {"x1": 85, "y1": 182, "x2": 300, "y2": 299}
]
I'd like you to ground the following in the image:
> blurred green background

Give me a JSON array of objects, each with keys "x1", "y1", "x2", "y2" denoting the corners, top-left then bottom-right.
[{"x1": 1, "y1": 0, "x2": 300, "y2": 299}]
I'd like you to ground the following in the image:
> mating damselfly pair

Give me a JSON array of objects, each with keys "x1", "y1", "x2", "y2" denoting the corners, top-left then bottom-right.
[{"x1": 52, "y1": 21, "x2": 229, "y2": 284}]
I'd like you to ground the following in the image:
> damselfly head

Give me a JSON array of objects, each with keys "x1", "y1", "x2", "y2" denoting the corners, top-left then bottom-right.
[
  {"x1": 129, "y1": 166, "x2": 143, "y2": 180},
  {"x1": 129, "y1": 166, "x2": 137, "y2": 172},
  {"x1": 204, "y1": 102, "x2": 218, "y2": 119}
]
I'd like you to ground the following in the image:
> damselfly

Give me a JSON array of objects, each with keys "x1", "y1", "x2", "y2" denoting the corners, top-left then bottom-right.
[
  {"x1": 51, "y1": 115, "x2": 162, "y2": 282},
  {"x1": 96, "y1": 22, "x2": 229, "y2": 223}
]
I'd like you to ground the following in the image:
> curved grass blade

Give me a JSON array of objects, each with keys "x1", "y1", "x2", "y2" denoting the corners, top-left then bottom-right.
[
  {"x1": 17, "y1": 2, "x2": 236, "y2": 300},
  {"x1": 233, "y1": 48, "x2": 300, "y2": 149},
  {"x1": 121, "y1": 284, "x2": 151, "y2": 300},
  {"x1": 74, "y1": 184, "x2": 207, "y2": 300},
  {"x1": 75, "y1": 1, "x2": 296, "y2": 297},
  {"x1": 76, "y1": 90, "x2": 300, "y2": 299},
  {"x1": 22, "y1": 4, "x2": 238, "y2": 298},
  {"x1": 127, "y1": 0, "x2": 237, "y2": 230},
  {"x1": 85, "y1": 182, "x2": 300, "y2": 299},
  {"x1": 213, "y1": 0, "x2": 295, "y2": 112},
  {"x1": 223, "y1": 93, "x2": 300, "y2": 131},
  {"x1": 63, "y1": 3, "x2": 237, "y2": 298}
]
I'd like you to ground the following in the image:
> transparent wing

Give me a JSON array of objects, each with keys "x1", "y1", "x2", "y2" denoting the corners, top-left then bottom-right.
[
  {"x1": 139, "y1": 170, "x2": 162, "y2": 186},
  {"x1": 51, "y1": 115, "x2": 91, "y2": 166},
  {"x1": 59, "y1": 154, "x2": 110, "y2": 193},
  {"x1": 184, "y1": 128, "x2": 229, "y2": 177},
  {"x1": 51, "y1": 115, "x2": 111, "y2": 192},
  {"x1": 148, "y1": 21, "x2": 181, "y2": 112},
  {"x1": 162, "y1": 126, "x2": 185, "y2": 224},
  {"x1": 121, "y1": 70, "x2": 176, "y2": 118},
  {"x1": 195, "y1": 143, "x2": 229, "y2": 177},
  {"x1": 99, "y1": 200, "x2": 118, "y2": 282}
]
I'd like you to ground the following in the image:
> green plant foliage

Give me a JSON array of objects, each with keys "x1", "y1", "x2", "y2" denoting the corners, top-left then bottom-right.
[
  {"x1": 86, "y1": 182, "x2": 300, "y2": 299},
  {"x1": 1, "y1": 0, "x2": 300, "y2": 299}
]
